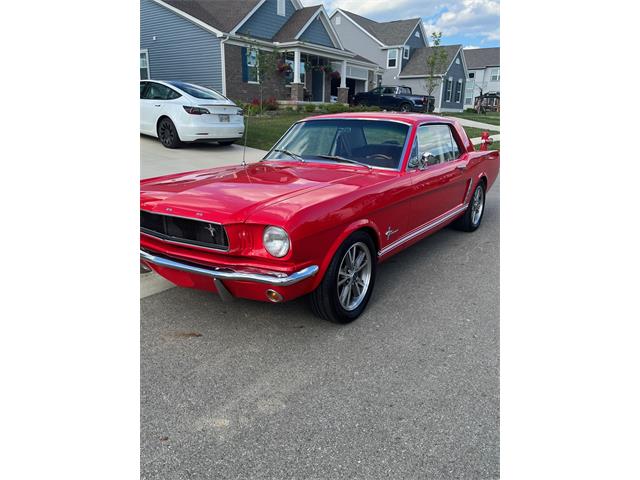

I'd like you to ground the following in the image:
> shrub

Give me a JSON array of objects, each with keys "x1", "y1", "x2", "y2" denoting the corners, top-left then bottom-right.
[
  {"x1": 304, "y1": 103, "x2": 317, "y2": 113},
  {"x1": 465, "y1": 108, "x2": 477, "y2": 113},
  {"x1": 325, "y1": 103, "x2": 349, "y2": 114}
]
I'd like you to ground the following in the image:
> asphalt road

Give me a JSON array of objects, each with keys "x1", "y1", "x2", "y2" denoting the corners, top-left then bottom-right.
[{"x1": 141, "y1": 176, "x2": 500, "y2": 479}]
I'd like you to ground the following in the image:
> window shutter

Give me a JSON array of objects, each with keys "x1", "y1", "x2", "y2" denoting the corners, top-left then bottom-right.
[{"x1": 241, "y1": 47, "x2": 248, "y2": 83}]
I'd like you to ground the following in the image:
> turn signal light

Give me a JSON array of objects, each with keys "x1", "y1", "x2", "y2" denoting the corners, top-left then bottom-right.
[{"x1": 266, "y1": 289, "x2": 284, "y2": 303}]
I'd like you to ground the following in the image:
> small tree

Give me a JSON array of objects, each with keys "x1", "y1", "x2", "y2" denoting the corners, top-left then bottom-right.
[
  {"x1": 253, "y1": 44, "x2": 282, "y2": 115},
  {"x1": 242, "y1": 35, "x2": 284, "y2": 115},
  {"x1": 424, "y1": 32, "x2": 449, "y2": 111}
]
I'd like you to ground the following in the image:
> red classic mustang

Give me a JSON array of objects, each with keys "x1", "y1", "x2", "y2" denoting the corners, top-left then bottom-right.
[{"x1": 141, "y1": 112, "x2": 499, "y2": 323}]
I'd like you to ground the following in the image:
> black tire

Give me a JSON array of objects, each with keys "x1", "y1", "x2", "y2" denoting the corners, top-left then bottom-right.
[
  {"x1": 157, "y1": 117, "x2": 182, "y2": 149},
  {"x1": 218, "y1": 140, "x2": 235, "y2": 146},
  {"x1": 453, "y1": 182, "x2": 486, "y2": 232},
  {"x1": 310, "y1": 231, "x2": 377, "y2": 324},
  {"x1": 399, "y1": 103, "x2": 412, "y2": 113}
]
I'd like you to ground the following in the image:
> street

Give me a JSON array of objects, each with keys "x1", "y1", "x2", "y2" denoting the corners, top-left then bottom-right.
[{"x1": 140, "y1": 137, "x2": 499, "y2": 479}]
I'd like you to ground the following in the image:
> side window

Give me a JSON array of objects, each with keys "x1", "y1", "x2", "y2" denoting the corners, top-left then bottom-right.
[
  {"x1": 414, "y1": 124, "x2": 459, "y2": 168},
  {"x1": 140, "y1": 50, "x2": 150, "y2": 79},
  {"x1": 371, "y1": 87, "x2": 382, "y2": 95},
  {"x1": 140, "y1": 82, "x2": 148, "y2": 99},
  {"x1": 143, "y1": 83, "x2": 172, "y2": 100},
  {"x1": 382, "y1": 87, "x2": 396, "y2": 94}
]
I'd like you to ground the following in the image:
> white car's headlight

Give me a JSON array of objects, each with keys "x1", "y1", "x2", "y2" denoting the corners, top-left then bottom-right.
[{"x1": 263, "y1": 226, "x2": 290, "y2": 258}]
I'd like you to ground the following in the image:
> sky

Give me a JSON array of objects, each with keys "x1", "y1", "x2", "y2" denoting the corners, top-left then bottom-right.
[{"x1": 302, "y1": 0, "x2": 500, "y2": 48}]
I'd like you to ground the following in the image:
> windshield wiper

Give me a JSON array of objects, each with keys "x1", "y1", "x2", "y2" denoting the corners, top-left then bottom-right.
[
  {"x1": 272, "y1": 149, "x2": 304, "y2": 162},
  {"x1": 316, "y1": 155, "x2": 372, "y2": 170}
]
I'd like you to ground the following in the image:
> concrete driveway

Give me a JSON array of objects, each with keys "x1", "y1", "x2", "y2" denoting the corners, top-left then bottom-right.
[
  {"x1": 141, "y1": 135, "x2": 265, "y2": 179},
  {"x1": 140, "y1": 169, "x2": 500, "y2": 478}
]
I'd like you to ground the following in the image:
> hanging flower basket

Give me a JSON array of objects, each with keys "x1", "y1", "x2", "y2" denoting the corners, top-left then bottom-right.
[
  {"x1": 330, "y1": 70, "x2": 341, "y2": 80},
  {"x1": 276, "y1": 62, "x2": 292, "y2": 74}
]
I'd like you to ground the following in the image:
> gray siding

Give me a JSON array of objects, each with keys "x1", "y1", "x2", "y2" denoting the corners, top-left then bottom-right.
[
  {"x1": 401, "y1": 26, "x2": 425, "y2": 70},
  {"x1": 140, "y1": 0, "x2": 223, "y2": 92},
  {"x1": 331, "y1": 13, "x2": 386, "y2": 68},
  {"x1": 238, "y1": 0, "x2": 296, "y2": 40},
  {"x1": 299, "y1": 17, "x2": 335, "y2": 48},
  {"x1": 440, "y1": 50, "x2": 466, "y2": 111}
]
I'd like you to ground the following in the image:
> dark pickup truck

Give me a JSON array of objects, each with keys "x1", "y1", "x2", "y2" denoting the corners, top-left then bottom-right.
[{"x1": 353, "y1": 86, "x2": 434, "y2": 113}]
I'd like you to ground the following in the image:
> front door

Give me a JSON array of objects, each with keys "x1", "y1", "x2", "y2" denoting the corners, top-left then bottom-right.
[
  {"x1": 312, "y1": 70, "x2": 324, "y2": 102},
  {"x1": 408, "y1": 123, "x2": 471, "y2": 229}
]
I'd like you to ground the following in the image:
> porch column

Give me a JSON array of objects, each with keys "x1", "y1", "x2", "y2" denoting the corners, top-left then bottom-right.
[
  {"x1": 337, "y1": 59, "x2": 349, "y2": 104},
  {"x1": 291, "y1": 49, "x2": 304, "y2": 102}
]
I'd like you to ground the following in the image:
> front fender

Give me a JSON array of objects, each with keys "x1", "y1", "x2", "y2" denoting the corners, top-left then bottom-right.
[{"x1": 307, "y1": 219, "x2": 382, "y2": 291}]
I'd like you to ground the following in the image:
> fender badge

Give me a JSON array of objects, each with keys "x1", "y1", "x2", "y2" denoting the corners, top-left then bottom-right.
[{"x1": 385, "y1": 226, "x2": 399, "y2": 241}]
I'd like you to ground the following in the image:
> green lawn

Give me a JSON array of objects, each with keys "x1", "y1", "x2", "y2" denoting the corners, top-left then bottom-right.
[
  {"x1": 438, "y1": 111, "x2": 500, "y2": 127},
  {"x1": 241, "y1": 112, "x2": 498, "y2": 151}
]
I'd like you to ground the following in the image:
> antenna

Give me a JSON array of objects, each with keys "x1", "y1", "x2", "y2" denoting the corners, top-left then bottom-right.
[{"x1": 241, "y1": 108, "x2": 249, "y2": 167}]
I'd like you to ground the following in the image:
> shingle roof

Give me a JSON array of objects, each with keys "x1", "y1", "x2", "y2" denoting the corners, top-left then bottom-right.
[
  {"x1": 463, "y1": 47, "x2": 500, "y2": 69},
  {"x1": 400, "y1": 45, "x2": 463, "y2": 77},
  {"x1": 272, "y1": 6, "x2": 321, "y2": 42},
  {"x1": 162, "y1": 0, "x2": 263, "y2": 33},
  {"x1": 340, "y1": 9, "x2": 421, "y2": 46}
]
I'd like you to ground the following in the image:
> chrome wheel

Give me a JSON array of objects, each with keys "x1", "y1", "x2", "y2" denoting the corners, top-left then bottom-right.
[
  {"x1": 337, "y1": 242, "x2": 372, "y2": 311},
  {"x1": 471, "y1": 186, "x2": 485, "y2": 226}
]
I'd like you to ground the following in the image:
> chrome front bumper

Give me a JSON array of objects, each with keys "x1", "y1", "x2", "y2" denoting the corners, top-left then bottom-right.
[{"x1": 140, "y1": 250, "x2": 319, "y2": 287}]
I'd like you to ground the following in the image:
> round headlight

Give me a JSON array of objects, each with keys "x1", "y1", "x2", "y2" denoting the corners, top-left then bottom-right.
[{"x1": 263, "y1": 226, "x2": 290, "y2": 258}]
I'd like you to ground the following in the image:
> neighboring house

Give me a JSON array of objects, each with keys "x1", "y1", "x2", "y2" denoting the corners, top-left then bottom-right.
[
  {"x1": 140, "y1": 0, "x2": 380, "y2": 104},
  {"x1": 329, "y1": 9, "x2": 429, "y2": 88},
  {"x1": 398, "y1": 44, "x2": 468, "y2": 113},
  {"x1": 462, "y1": 47, "x2": 500, "y2": 108}
]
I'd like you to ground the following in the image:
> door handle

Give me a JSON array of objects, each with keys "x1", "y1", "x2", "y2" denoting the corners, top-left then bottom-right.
[
  {"x1": 456, "y1": 165, "x2": 467, "y2": 171},
  {"x1": 154, "y1": 104, "x2": 161, "y2": 107}
]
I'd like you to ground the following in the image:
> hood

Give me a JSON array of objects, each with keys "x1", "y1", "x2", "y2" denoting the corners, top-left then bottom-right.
[{"x1": 140, "y1": 161, "x2": 376, "y2": 224}]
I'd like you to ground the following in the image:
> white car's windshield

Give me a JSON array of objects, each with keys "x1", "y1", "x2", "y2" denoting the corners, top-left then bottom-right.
[
  {"x1": 168, "y1": 81, "x2": 229, "y2": 101},
  {"x1": 266, "y1": 119, "x2": 410, "y2": 170}
]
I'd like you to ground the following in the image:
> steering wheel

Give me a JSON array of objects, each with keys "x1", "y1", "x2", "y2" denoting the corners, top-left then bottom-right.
[{"x1": 365, "y1": 153, "x2": 392, "y2": 161}]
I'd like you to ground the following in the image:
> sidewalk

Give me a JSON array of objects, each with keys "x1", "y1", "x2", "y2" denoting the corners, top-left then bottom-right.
[{"x1": 444, "y1": 116, "x2": 500, "y2": 132}]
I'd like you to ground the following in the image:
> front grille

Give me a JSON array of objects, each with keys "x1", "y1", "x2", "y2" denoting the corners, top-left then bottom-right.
[{"x1": 141, "y1": 210, "x2": 229, "y2": 251}]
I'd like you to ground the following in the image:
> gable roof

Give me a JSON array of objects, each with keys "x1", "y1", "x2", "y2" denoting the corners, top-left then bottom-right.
[
  {"x1": 463, "y1": 47, "x2": 500, "y2": 69},
  {"x1": 400, "y1": 44, "x2": 463, "y2": 77},
  {"x1": 160, "y1": 0, "x2": 262, "y2": 32},
  {"x1": 272, "y1": 6, "x2": 321, "y2": 42},
  {"x1": 337, "y1": 9, "x2": 422, "y2": 46}
]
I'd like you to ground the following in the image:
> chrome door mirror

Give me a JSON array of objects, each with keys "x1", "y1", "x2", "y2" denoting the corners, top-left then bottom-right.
[{"x1": 419, "y1": 152, "x2": 436, "y2": 169}]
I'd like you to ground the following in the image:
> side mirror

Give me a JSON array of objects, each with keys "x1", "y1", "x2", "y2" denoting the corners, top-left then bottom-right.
[{"x1": 420, "y1": 152, "x2": 436, "y2": 169}]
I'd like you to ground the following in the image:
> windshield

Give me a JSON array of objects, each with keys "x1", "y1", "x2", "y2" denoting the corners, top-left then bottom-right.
[
  {"x1": 266, "y1": 119, "x2": 410, "y2": 170},
  {"x1": 167, "y1": 81, "x2": 229, "y2": 101}
]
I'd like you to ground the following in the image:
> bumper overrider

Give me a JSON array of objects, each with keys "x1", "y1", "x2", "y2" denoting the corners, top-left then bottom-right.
[{"x1": 140, "y1": 249, "x2": 319, "y2": 302}]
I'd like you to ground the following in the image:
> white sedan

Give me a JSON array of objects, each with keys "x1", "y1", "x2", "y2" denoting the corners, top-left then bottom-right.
[{"x1": 140, "y1": 80, "x2": 245, "y2": 148}]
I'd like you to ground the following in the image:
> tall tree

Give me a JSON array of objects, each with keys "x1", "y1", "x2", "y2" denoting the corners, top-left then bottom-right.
[{"x1": 424, "y1": 32, "x2": 449, "y2": 111}]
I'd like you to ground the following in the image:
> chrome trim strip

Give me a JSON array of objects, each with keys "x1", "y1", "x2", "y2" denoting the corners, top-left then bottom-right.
[
  {"x1": 378, "y1": 204, "x2": 468, "y2": 257},
  {"x1": 140, "y1": 250, "x2": 319, "y2": 287}
]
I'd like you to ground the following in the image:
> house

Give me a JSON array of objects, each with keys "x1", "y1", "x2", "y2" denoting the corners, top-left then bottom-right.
[
  {"x1": 398, "y1": 45, "x2": 468, "y2": 113},
  {"x1": 328, "y1": 9, "x2": 429, "y2": 88},
  {"x1": 462, "y1": 47, "x2": 500, "y2": 108},
  {"x1": 140, "y1": 0, "x2": 381, "y2": 104},
  {"x1": 328, "y1": 9, "x2": 466, "y2": 113}
]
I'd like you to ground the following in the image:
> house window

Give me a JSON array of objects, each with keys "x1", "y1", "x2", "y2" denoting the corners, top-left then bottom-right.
[
  {"x1": 490, "y1": 67, "x2": 500, "y2": 81},
  {"x1": 247, "y1": 48, "x2": 259, "y2": 83},
  {"x1": 455, "y1": 57, "x2": 460, "y2": 65},
  {"x1": 464, "y1": 79, "x2": 475, "y2": 105},
  {"x1": 140, "y1": 50, "x2": 150, "y2": 79},
  {"x1": 277, "y1": 0, "x2": 285, "y2": 16},
  {"x1": 455, "y1": 79, "x2": 463, "y2": 102},
  {"x1": 387, "y1": 49, "x2": 398, "y2": 68},
  {"x1": 403, "y1": 46, "x2": 410, "y2": 60},
  {"x1": 335, "y1": 15, "x2": 341, "y2": 25},
  {"x1": 469, "y1": 72, "x2": 475, "y2": 79},
  {"x1": 445, "y1": 77, "x2": 453, "y2": 102},
  {"x1": 415, "y1": 30, "x2": 420, "y2": 38}
]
